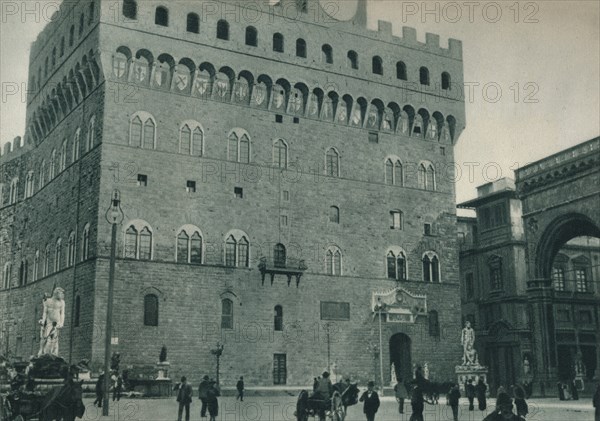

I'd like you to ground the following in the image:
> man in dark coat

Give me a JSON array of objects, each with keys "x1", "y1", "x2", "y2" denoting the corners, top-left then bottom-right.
[
  {"x1": 570, "y1": 378, "x2": 579, "y2": 400},
  {"x1": 409, "y1": 383, "x2": 425, "y2": 421},
  {"x1": 394, "y1": 378, "x2": 407, "y2": 414},
  {"x1": 465, "y1": 378, "x2": 475, "y2": 411},
  {"x1": 359, "y1": 381, "x2": 380, "y2": 421},
  {"x1": 512, "y1": 384, "x2": 528, "y2": 418},
  {"x1": 476, "y1": 377, "x2": 487, "y2": 411},
  {"x1": 593, "y1": 383, "x2": 599, "y2": 421},
  {"x1": 207, "y1": 380, "x2": 220, "y2": 421},
  {"x1": 177, "y1": 376, "x2": 193, "y2": 421},
  {"x1": 483, "y1": 392, "x2": 525, "y2": 421},
  {"x1": 198, "y1": 375, "x2": 210, "y2": 417},
  {"x1": 236, "y1": 376, "x2": 244, "y2": 401},
  {"x1": 448, "y1": 383, "x2": 461, "y2": 421}
]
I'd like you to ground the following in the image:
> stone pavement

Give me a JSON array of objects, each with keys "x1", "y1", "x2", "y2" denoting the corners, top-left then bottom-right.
[{"x1": 84, "y1": 395, "x2": 596, "y2": 421}]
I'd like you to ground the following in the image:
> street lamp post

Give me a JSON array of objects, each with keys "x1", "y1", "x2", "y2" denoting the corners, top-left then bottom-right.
[
  {"x1": 102, "y1": 190, "x2": 124, "y2": 417},
  {"x1": 210, "y1": 343, "x2": 224, "y2": 385},
  {"x1": 375, "y1": 298, "x2": 385, "y2": 396}
]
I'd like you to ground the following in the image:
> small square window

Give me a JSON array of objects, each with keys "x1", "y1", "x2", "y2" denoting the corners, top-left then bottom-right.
[
  {"x1": 276, "y1": 115, "x2": 283, "y2": 123},
  {"x1": 280, "y1": 215, "x2": 288, "y2": 226},
  {"x1": 137, "y1": 174, "x2": 148, "y2": 187},
  {"x1": 234, "y1": 187, "x2": 243, "y2": 198},
  {"x1": 293, "y1": 117, "x2": 300, "y2": 124},
  {"x1": 368, "y1": 132, "x2": 379, "y2": 143},
  {"x1": 424, "y1": 223, "x2": 432, "y2": 236},
  {"x1": 186, "y1": 180, "x2": 196, "y2": 193},
  {"x1": 282, "y1": 191, "x2": 290, "y2": 201},
  {"x1": 440, "y1": 147, "x2": 446, "y2": 155}
]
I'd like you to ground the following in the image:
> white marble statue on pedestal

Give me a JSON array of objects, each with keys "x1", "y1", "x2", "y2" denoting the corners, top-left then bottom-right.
[
  {"x1": 390, "y1": 362, "x2": 397, "y2": 386},
  {"x1": 461, "y1": 321, "x2": 479, "y2": 366},
  {"x1": 38, "y1": 287, "x2": 65, "y2": 356}
]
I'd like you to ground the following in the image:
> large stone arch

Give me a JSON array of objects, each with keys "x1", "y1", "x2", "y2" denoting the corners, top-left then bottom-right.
[{"x1": 535, "y1": 213, "x2": 600, "y2": 279}]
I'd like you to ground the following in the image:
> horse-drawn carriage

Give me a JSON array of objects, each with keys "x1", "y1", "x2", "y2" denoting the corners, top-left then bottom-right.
[
  {"x1": 295, "y1": 380, "x2": 359, "y2": 421},
  {"x1": 0, "y1": 355, "x2": 85, "y2": 421}
]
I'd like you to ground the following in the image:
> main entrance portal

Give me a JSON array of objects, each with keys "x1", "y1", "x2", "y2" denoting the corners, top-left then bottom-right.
[{"x1": 390, "y1": 333, "x2": 412, "y2": 383}]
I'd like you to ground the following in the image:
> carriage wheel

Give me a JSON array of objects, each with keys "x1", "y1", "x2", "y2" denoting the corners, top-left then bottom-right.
[
  {"x1": 330, "y1": 391, "x2": 345, "y2": 421},
  {"x1": 296, "y1": 391, "x2": 309, "y2": 421}
]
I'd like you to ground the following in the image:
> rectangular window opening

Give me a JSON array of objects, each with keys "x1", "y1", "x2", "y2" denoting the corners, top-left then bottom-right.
[
  {"x1": 186, "y1": 180, "x2": 196, "y2": 193},
  {"x1": 368, "y1": 132, "x2": 379, "y2": 144},
  {"x1": 424, "y1": 223, "x2": 432, "y2": 236},
  {"x1": 234, "y1": 187, "x2": 243, "y2": 198},
  {"x1": 293, "y1": 117, "x2": 300, "y2": 124},
  {"x1": 137, "y1": 174, "x2": 148, "y2": 187},
  {"x1": 275, "y1": 115, "x2": 283, "y2": 123}
]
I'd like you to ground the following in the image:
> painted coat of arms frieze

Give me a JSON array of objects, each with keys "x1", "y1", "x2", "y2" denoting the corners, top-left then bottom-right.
[{"x1": 371, "y1": 287, "x2": 427, "y2": 323}]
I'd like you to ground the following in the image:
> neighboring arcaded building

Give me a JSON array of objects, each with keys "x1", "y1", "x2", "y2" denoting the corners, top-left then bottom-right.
[
  {"x1": 458, "y1": 150, "x2": 600, "y2": 396},
  {"x1": 0, "y1": 0, "x2": 465, "y2": 386}
]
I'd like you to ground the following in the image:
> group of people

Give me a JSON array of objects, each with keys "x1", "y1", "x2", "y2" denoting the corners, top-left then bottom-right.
[
  {"x1": 176, "y1": 375, "x2": 244, "y2": 421},
  {"x1": 93, "y1": 370, "x2": 124, "y2": 408},
  {"x1": 390, "y1": 375, "x2": 531, "y2": 421}
]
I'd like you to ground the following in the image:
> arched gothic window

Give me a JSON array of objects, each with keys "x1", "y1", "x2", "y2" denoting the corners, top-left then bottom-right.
[
  {"x1": 177, "y1": 229, "x2": 203, "y2": 264},
  {"x1": 224, "y1": 233, "x2": 250, "y2": 268},
  {"x1": 273, "y1": 139, "x2": 288, "y2": 169},
  {"x1": 420, "y1": 67, "x2": 430, "y2": 85},
  {"x1": 54, "y1": 238, "x2": 63, "y2": 272},
  {"x1": 274, "y1": 305, "x2": 283, "y2": 331},
  {"x1": 246, "y1": 26, "x2": 257, "y2": 46},
  {"x1": 274, "y1": 243, "x2": 286, "y2": 268},
  {"x1": 179, "y1": 122, "x2": 203, "y2": 156},
  {"x1": 155, "y1": 6, "x2": 169, "y2": 26},
  {"x1": 372, "y1": 56, "x2": 383, "y2": 75},
  {"x1": 326, "y1": 148, "x2": 340, "y2": 177},
  {"x1": 273, "y1": 33, "x2": 284, "y2": 52},
  {"x1": 296, "y1": 38, "x2": 306, "y2": 58},
  {"x1": 144, "y1": 294, "x2": 159, "y2": 326},
  {"x1": 217, "y1": 20, "x2": 229, "y2": 40},
  {"x1": 187, "y1": 13, "x2": 199, "y2": 33},
  {"x1": 221, "y1": 299, "x2": 233, "y2": 329},
  {"x1": 322, "y1": 44, "x2": 333, "y2": 64},
  {"x1": 123, "y1": 0, "x2": 137, "y2": 19},
  {"x1": 129, "y1": 113, "x2": 156, "y2": 149},
  {"x1": 441, "y1": 72, "x2": 451, "y2": 90},
  {"x1": 423, "y1": 252, "x2": 440, "y2": 283},
  {"x1": 326, "y1": 247, "x2": 342, "y2": 275},
  {"x1": 348, "y1": 51, "x2": 358, "y2": 69}
]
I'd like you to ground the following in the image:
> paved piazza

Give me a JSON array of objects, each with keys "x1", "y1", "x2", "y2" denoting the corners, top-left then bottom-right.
[{"x1": 82, "y1": 395, "x2": 595, "y2": 421}]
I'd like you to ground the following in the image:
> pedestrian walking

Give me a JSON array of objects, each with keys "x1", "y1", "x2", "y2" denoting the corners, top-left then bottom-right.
[
  {"x1": 359, "y1": 381, "x2": 380, "y2": 421},
  {"x1": 236, "y1": 376, "x2": 245, "y2": 401},
  {"x1": 465, "y1": 378, "x2": 475, "y2": 411},
  {"x1": 512, "y1": 384, "x2": 528, "y2": 418},
  {"x1": 409, "y1": 383, "x2": 425, "y2": 421},
  {"x1": 448, "y1": 383, "x2": 461, "y2": 421},
  {"x1": 394, "y1": 378, "x2": 407, "y2": 414},
  {"x1": 207, "y1": 380, "x2": 220, "y2": 421},
  {"x1": 476, "y1": 377, "x2": 487, "y2": 411},
  {"x1": 199, "y1": 375, "x2": 210, "y2": 417},
  {"x1": 112, "y1": 371, "x2": 123, "y2": 402},
  {"x1": 483, "y1": 393, "x2": 525, "y2": 421},
  {"x1": 176, "y1": 376, "x2": 193, "y2": 421},
  {"x1": 93, "y1": 372, "x2": 105, "y2": 408},
  {"x1": 593, "y1": 383, "x2": 599, "y2": 421}
]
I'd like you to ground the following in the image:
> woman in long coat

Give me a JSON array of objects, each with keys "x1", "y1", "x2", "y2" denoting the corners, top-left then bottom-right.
[
  {"x1": 207, "y1": 381, "x2": 220, "y2": 421},
  {"x1": 513, "y1": 384, "x2": 528, "y2": 418},
  {"x1": 475, "y1": 377, "x2": 487, "y2": 411}
]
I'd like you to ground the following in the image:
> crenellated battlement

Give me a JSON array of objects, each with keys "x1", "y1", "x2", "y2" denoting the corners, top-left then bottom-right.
[{"x1": 0, "y1": 136, "x2": 29, "y2": 164}]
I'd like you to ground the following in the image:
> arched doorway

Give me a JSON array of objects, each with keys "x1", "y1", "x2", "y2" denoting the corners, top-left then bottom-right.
[{"x1": 389, "y1": 333, "x2": 412, "y2": 383}]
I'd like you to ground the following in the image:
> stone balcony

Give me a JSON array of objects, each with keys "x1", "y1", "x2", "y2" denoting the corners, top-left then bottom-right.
[{"x1": 258, "y1": 257, "x2": 307, "y2": 287}]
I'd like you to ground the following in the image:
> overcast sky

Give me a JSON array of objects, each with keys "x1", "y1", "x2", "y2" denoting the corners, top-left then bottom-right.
[{"x1": 1, "y1": 0, "x2": 598, "y2": 204}]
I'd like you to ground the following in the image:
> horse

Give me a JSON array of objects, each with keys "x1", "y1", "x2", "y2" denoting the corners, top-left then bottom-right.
[
  {"x1": 40, "y1": 380, "x2": 85, "y2": 421},
  {"x1": 332, "y1": 382, "x2": 359, "y2": 415}
]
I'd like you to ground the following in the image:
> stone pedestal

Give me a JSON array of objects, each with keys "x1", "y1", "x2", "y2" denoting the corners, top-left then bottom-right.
[
  {"x1": 156, "y1": 362, "x2": 170, "y2": 380},
  {"x1": 78, "y1": 370, "x2": 91, "y2": 381},
  {"x1": 455, "y1": 364, "x2": 489, "y2": 394}
]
